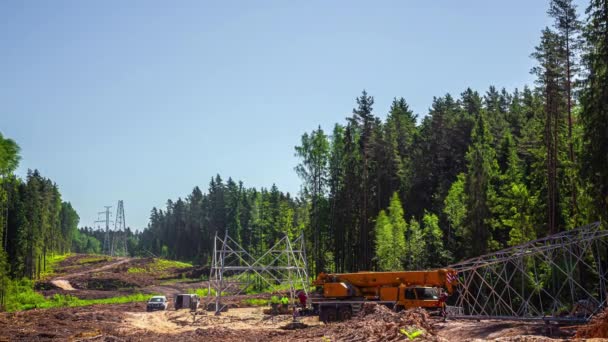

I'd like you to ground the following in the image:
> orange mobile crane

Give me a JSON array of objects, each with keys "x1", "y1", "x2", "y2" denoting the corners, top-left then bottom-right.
[{"x1": 309, "y1": 269, "x2": 458, "y2": 322}]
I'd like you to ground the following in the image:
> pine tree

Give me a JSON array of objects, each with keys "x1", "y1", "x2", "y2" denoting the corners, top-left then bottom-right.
[
  {"x1": 532, "y1": 28, "x2": 567, "y2": 233},
  {"x1": 548, "y1": 0, "x2": 583, "y2": 223},
  {"x1": 349, "y1": 90, "x2": 377, "y2": 271},
  {"x1": 580, "y1": 0, "x2": 608, "y2": 221},
  {"x1": 295, "y1": 126, "x2": 330, "y2": 274}
]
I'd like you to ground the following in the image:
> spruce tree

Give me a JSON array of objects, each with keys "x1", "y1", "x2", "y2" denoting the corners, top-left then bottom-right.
[
  {"x1": 464, "y1": 111, "x2": 499, "y2": 256},
  {"x1": 421, "y1": 211, "x2": 449, "y2": 268},
  {"x1": 374, "y1": 210, "x2": 392, "y2": 271},
  {"x1": 444, "y1": 173, "x2": 467, "y2": 258},
  {"x1": 387, "y1": 193, "x2": 407, "y2": 270}
]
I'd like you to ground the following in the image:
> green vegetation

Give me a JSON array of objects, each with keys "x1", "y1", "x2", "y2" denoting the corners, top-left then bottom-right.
[
  {"x1": 241, "y1": 298, "x2": 269, "y2": 307},
  {"x1": 126, "y1": 267, "x2": 146, "y2": 274},
  {"x1": 187, "y1": 288, "x2": 225, "y2": 297},
  {"x1": 127, "y1": 258, "x2": 191, "y2": 275},
  {"x1": 76, "y1": 256, "x2": 110, "y2": 265},
  {"x1": 2, "y1": 278, "x2": 150, "y2": 312},
  {"x1": 40, "y1": 254, "x2": 70, "y2": 279},
  {"x1": 374, "y1": 193, "x2": 407, "y2": 271}
]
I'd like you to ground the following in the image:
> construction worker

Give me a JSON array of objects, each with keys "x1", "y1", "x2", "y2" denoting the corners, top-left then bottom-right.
[
  {"x1": 297, "y1": 290, "x2": 307, "y2": 309},
  {"x1": 438, "y1": 290, "x2": 448, "y2": 321},
  {"x1": 280, "y1": 296, "x2": 289, "y2": 311}
]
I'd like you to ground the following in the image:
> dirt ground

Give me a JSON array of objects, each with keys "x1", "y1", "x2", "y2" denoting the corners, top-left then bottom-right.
[
  {"x1": 1, "y1": 255, "x2": 605, "y2": 341},
  {"x1": 0, "y1": 301, "x2": 589, "y2": 341}
]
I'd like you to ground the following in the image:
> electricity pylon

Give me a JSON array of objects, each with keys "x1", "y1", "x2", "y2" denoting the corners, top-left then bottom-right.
[
  {"x1": 95, "y1": 206, "x2": 113, "y2": 255},
  {"x1": 112, "y1": 200, "x2": 128, "y2": 256}
]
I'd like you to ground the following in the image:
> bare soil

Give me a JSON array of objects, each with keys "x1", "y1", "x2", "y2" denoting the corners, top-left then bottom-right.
[
  {"x1": 0, "y1": 255, "x2": 600, "y2": 341},
  {"x1": 0, "y1": 302, "x2": 583, "y2": 341}
]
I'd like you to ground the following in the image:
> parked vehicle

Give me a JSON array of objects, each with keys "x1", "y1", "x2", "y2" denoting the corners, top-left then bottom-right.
[
  {"x1": 146, "y1": 295, "x2": 168, "y2": 312},
  {"x1": 174, "y1": 294, "x2": 200, "y2": 311}
]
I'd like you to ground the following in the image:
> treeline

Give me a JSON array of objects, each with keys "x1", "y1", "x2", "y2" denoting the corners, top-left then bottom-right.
[
  {"x1": 70, "y1": 227, "x2": 139, "y2": 256},
  {"x1": 138, "y1": 0, "x2": 608, "y2": 275},
  {"x1": 296, "y1": 0, "x2": 608, "y2": 274},
  {"x1": 137, "y1": 177, "x2": 307, "y2": 265},
  {"x1": 0, "y1": 133, "x2": 80, "y2": 307}
]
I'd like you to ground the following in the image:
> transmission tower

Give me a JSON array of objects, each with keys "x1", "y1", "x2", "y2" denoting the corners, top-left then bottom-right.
[
  {"x1": 112, "y1": 200, "x2": 128, "y2": 256},
  {"x1": 448, "y1": 222, "x2": 608, "y2": 322},
  {"x1": 208, "y1": 231, "x2": 309, "y2": 315},
  {"x1": 95, "y1": 206, "x2": 113, "y2": 255}
]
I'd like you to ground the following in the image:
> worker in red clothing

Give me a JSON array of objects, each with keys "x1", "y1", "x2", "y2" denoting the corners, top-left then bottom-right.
[
  {"x1": 297, "y1": 290, "x2": 307, "y2": 308},
  {"x1": 438, "y1": 290, "x2": 449, "y2": 321}
]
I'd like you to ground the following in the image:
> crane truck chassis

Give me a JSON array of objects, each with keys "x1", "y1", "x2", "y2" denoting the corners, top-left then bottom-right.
[{"x1": 306, "y1": 269, "x2": 458, "y2": 323}]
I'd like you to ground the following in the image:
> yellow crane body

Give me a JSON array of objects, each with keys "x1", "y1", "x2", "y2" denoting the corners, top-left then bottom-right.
[{"x1": 310, "y1": 269, "x2": 458, "y2": 322}]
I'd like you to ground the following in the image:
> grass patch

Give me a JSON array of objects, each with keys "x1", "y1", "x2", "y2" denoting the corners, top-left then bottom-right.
[
  {"x1": 127, "y1": 267, "x2": 147, "y2": 274},
  {"x1": 77, "y1": 256, "x2": 110, "y2": 265},
  {"x1": 40, "y1": 254, "x2": 70, "y2": 279},
  {"x1": 241, "y1": 298, "x2": 269, "y2": 306},
  {"x1": 188, "y1": 288, "x2": 218, "y2": 297},
  {"x1": 127, "y1": 258, "x2": 192, "y2": 275},
  {"x1": 3, "y1": 278, "x2": 150, "y2": 312},
  {"x1": 243, "y1": 281, "x2": 296, "y2": 295}
]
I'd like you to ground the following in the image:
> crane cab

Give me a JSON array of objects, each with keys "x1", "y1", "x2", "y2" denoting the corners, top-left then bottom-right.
[{"x1": 397, "y1": 286, "x2": 443, "y2": 311}]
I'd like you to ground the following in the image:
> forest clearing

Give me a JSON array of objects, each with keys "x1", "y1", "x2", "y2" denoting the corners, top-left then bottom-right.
[
  {"x1": 3, "y1": 0, "x2": 608, "y2": 340},
  {"x1": 0, "y1": 254, "x2": 604, "y2": 341}
]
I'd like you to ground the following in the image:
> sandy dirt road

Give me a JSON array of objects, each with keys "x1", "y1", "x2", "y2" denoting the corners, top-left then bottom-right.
[{"x1": 49, "y1": 258, "x2": 130, "y2": 291}]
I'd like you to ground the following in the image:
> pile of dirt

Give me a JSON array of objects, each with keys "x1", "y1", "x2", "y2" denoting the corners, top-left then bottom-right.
[
  {"x1": 575, "y1": 308, "x2": 608, "y2": 338},
  {"x1": 290, "y1": 303, "x2": 444, "y2": 342}
]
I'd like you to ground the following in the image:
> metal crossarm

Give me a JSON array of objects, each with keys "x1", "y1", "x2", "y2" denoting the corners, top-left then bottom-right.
[{"x1": 448, "y1": 222, "x2": 607, "y2": 321}]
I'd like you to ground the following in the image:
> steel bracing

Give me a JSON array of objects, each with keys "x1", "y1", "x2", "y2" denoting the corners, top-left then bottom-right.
[
  {"x1": 449, "y1": 222, "x2": 607, "y2": 321},
  {"x1": 208, "y1": 231, "x2": 309, "y2": 315}
]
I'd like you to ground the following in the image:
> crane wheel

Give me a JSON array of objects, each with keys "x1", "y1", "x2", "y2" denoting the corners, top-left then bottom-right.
[
  {"x1": 321, "y1": 307, "x2": 338, "y2": 323},
  {"x1": 338, "y1": 306, "x2": 352, "y2": 321}
]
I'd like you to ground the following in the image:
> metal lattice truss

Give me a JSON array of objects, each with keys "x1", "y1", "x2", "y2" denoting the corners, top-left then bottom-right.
[
  {"x1": 208, "y1": 231, "x2": 309, "y2": 314},
  {"x1": 449, "y1": 222, "x2": 608, "y2": 321}
]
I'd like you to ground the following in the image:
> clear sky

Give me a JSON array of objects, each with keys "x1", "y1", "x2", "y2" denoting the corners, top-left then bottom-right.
[{"x1": 0, "y1": 0, "x2": 586, "y2": 230}]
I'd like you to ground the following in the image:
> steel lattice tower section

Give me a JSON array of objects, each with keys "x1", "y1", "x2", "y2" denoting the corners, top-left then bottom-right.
[
  {"x1": 448, "y1": 222, "x2": 608, "y2": 322},
  {"x1": 208, "y1": 231, "x2": 309, "y2": 315},
  {"x1": 112, "y1": 200, "x2": 128, "y2": 257},
  {"x1": 95, "y1": 206, "x2": 113, "y2": 255}
]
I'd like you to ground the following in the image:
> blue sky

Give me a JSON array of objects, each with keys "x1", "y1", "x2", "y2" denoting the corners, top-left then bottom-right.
[{"x1": 0, "y1": 0, "x2": 586, "y2": 230}]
